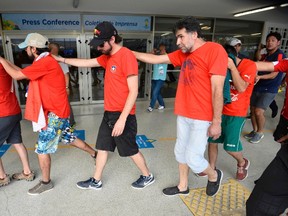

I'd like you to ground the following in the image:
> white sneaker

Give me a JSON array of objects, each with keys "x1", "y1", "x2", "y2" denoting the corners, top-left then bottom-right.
[
  {"x1": 147, "y1": 107, "x2": 153, "y2": 112},
  {"x1": 158, "y1": 105, "x2": 165, "y2": 110}
]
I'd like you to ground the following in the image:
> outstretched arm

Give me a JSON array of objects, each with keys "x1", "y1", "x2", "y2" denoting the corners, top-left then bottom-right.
[
  {"x1": 0, "y1": 57, "x2": 27, "y2": 80},
  {"x1": 53, "y1": 55, "x2": 101, "y2": 68},
  {"x1": 255, "y1": 61, "x2": 275, "y2": 72},
  {"x1": 133, "y1": 51, "x2": 171, "y2": 64}
]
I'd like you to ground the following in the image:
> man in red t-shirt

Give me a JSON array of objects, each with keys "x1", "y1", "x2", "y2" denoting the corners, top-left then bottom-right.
[
  {"x1": 0, "y1": 33, "x2": 96, "y2": 195},
  {"x1": 54, "y1": 21, "x2": 155, "y2": 190},
  {"x1": 0, "y1": 64, "x2": 35, "y2": 186},
  {"x1": 246, "y1": 59, "x2": 288, "y2": 215},
  {"x1": 134, "y1": 17, "x2": 227, "y2": 197},
  {"x1": 208, "y1": 45, "x2": 256, "y2": 182}
]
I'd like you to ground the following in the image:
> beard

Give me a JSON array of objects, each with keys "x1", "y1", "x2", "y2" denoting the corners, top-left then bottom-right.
[
  {"x1": 28, "y1": 53, "x2": 35, "y2": 61},
  {"x1": 101, "y1": 42, "x2": 113, "y2": 55}
]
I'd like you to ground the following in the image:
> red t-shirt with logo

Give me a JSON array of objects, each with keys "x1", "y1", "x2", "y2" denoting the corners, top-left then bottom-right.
[
  {"x1": 274, "y1": 60, "x2": 288, "y2": 119},
  {"x1": 223, "y1": 59, "x2": 256, "y2": 117},
  {"x1": 97, "y1": 47, "x2": 138, "y2": 114},
  {"x1": 168, "y1": 42, "x2": 227, "y2": 121},
  {"x1": 0, "y1": 64, "x2": 21, "y2": 117},
  {"x1": 21, "y1": 54, "x2": 70, "y2": 118}
]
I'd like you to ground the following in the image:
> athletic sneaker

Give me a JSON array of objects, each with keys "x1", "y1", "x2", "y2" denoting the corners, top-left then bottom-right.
[
  {"x1": 147, "y1": 107, "x2": 153, "y2": 112},
  {"x1": 158, "y1": 105, "x2": 165, "y2": 110},
  {"x1": 0, "y1": 175, "x2": 10, "y2": 187},
  {"x1": 28, "y1": 180, "x2": 54, "y2": 195},
  {"x1": 244, "y1": 131, "x2": 256, "y2": 139},
  {"x1": 249, "y1": 132, "x2": 264, "y2": 144},
  {"x1": 236, "y1": 158, "x2": 250, "y2": 181},
  {"x1": 131, "y1": 173, "x2": 155, "y2": 189},
  {"x1": 206, "y1": 169, "x2": 223, "y2": 197},
  {"x1": 76, "y1": 177, "x2": 102, "y2": 190},
  {"x1": 162, "y1": 186, "x2": 189, "y2": 197},
  {"x1": 12, "y1": 171, "x2": 35, "y2": 181}
]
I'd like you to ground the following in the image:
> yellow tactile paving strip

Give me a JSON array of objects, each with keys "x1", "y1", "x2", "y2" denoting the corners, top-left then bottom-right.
[{"x1": 180, "y1": 178, "x2": 250, "y2": 216}]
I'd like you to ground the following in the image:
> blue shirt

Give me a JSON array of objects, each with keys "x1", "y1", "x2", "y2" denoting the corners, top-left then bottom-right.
[
  {"x1": 253, "y1": 49, "x2": 286, "y2": 93},
  {"x1": 152, "y1": 63, "x2": 168, "y2": 81}
]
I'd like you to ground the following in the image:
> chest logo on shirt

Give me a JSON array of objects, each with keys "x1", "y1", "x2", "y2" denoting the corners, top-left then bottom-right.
[
  {"x1": 110, "y1": 65, "x2": 117, "y2": 73},
  {"x1": 244, "y1": 75, "x2": 251, "y2": 80}
]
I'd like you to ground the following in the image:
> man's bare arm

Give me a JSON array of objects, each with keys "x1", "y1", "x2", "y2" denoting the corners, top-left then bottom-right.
[
  {"x1": 133, "y1": 51, "x2": 171, "y2": 64},
  {"x1": 0, "y1": 57, "x2": 27, "y2": 80},
  {"x1": 255, "y1": 61, "x2": 275, "y2": 72},
  {"x1": 53, "y1": 55, "x2": 101, "y2": 68}
]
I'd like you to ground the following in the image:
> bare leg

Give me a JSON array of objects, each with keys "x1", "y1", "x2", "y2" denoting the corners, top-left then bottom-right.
[
  {"x1": 0, "y1": 159, "x2": 5, "y2": 179},
  {"x1": 254, "y1": 108, "x2": 265, "y2": 133},
  {"x1": 93, "y1": 150, "x2": 108, "y2": 180},
  {"x1": 204, "y1": 165, "x2": 218, "y2": 182},
  {"x1": 38, "y1": 154, "x2": 51, "y2": 182},
  {"x1": 70, "y1": 138, "x2": 97, "y2": 157},
  {"x1": 13, "y1": 143, "x2": 32, "y2": 174},
  {"x1": 208, "y1": 143, "x2": 218, "y2": 170},
  {"x1": 250, "y1": 106, "x2": 258, "y2": 132},
  {"x1": 226, "y1": 151, "x2": 245, "y2": 166},
  {"x1": 177, "y1": 163, "x2": 189, "y2": 191},
  {"x1": 130, "y1": 151, "x2": 150, "y2": 176}
]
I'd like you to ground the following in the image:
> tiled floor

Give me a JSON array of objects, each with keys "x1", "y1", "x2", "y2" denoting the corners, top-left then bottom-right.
[{"x1": 0, "y1": 92, "x2": 285, "y2": 216}]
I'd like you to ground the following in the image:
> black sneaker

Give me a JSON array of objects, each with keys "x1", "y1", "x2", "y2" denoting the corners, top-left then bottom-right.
[
  {"x1": 162, "y1": 186, "x2": 189, "y2": 197},
  {"x1": 76, "y1": 177, "x2": 102, "y2": 190},
  {"x1": 131, "y1": 173, "x2": 155, "y2": 189},
  {"x1": 206, "y1": 169, "x2": 223, "y2": 197}
]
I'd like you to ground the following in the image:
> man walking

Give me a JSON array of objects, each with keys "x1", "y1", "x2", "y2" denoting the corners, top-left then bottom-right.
[
  {"x1": 54, "y1": 21, "x2": 155, "y2": 190},
  {"x1": 0, "y1": 33, "x2": 97, "y2": 195},
  {"x1": 134, "y1": 17, "x2": 227, "y2": 196}
]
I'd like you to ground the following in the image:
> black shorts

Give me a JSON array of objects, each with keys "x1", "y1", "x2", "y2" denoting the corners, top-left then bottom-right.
[
  {"x1": 273, "y1": 115, "x2": 288, "y2": 144},
  {"x1": 96, "y1": 111, "x2": 139, "y2": 157},
  {"x1": 0, "y1": 113, "x2": 23, "y2": 147}
]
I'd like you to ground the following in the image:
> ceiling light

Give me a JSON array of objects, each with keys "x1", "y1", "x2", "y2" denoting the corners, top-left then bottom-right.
[
  {"x1": 161, "y1": 32, "x2": 172, "y2": 37},
  {"x1": 234, "y1": 6, "x2": 276, "y2": 17},
  {"x1": 251, "y1": 32, "x2": 262, "y2": 36},
  {"x1": 201, "y1": 26, "x2": 211, "y2": 30},
  {"x1": 280, "y1": 3, "x2": 288, "y2": 7}
]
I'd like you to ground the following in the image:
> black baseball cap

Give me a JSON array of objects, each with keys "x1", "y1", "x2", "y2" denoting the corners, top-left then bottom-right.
[{"x1": 89, "y1": 21, "x2": 118, "y2": 47}]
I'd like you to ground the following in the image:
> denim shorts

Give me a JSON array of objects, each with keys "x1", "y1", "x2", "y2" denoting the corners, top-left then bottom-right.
[{"x1": 35, "y1": 112, "x2": 76, "y2": 154}]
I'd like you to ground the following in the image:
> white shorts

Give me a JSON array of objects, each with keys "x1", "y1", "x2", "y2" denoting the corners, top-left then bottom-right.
[{"x1": 174, "y1": 115, "x2": 210, "y2": 173}]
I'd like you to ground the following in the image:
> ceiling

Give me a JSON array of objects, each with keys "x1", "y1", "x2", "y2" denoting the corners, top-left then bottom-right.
[{"x1": 0, "y1": 0, "x2": 288, "y2": 25}]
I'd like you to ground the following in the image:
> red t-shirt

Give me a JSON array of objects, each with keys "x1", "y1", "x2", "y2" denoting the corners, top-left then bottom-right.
[
  {"x1": 274, "y1": 60, "x2": 288, "y2": 119},
  {"x1": 97, "y1": 47, "x2": 138, "y2": 114},
  {"x1": 21, "y1": 54, "x2": 70, "y2": 118},
  {"x1": 0, "y1": 64, "x2": 21, "y2": 117},
  {"x1": 168, "y1": 42, "x2": 227, "y2": 121},
  {"x1": 223, "y1": 59, "x2": 256, "y2": 117}
]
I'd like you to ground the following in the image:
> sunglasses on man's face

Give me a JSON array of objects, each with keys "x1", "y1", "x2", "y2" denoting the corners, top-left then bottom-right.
[{"x1": 98, "y1": 41, "x2": 108, "y2": 48}]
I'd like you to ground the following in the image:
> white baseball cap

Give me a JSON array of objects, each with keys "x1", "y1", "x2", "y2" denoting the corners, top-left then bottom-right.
[
  {"x1": 18, "y1": 33, "x2": 49, "y2": 49},
  {"x1": 229, "y1": 38, "x2": 242, "y2": 46}
]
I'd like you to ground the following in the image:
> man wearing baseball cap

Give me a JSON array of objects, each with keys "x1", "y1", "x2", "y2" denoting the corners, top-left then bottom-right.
[
  {"x1": 54, "y1": 21, "x2": 155, "y2": 190},
  {"x1": 229, "y1": 38, "x2": 248, "y2": 59},
  {"x1": 0, "y1": 32, "x2": 97, "y2": 195}
]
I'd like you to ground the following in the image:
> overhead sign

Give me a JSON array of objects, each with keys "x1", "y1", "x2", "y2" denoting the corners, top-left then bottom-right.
[
  {"x1": 2, "y1": 14, "x2": 81, "y2": 30},
  {"x1": 83, "y1": 15, "x2": 151, "y2": 31}
]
